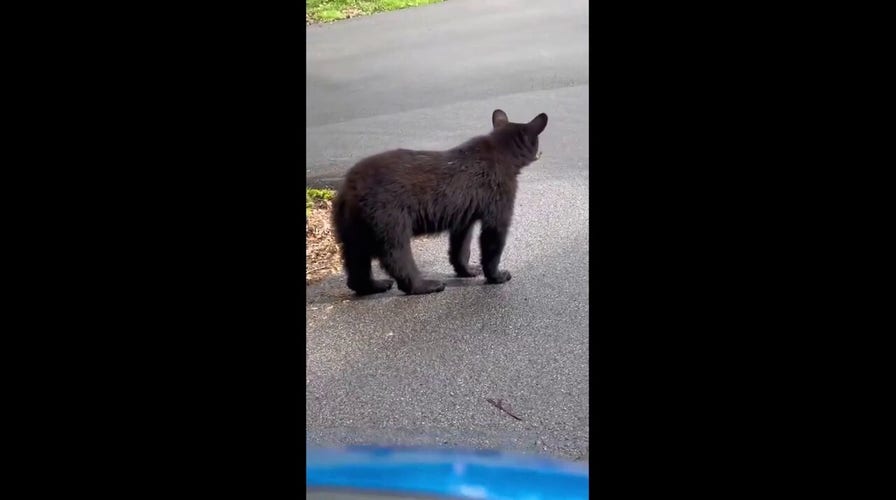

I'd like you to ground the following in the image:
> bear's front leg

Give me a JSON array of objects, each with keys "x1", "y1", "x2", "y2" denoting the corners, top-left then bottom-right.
[
  {"x1": 449, "y1": 224, "x2": 482, "y2": 277},
  {"x1": 480, "y1": 224, "x2": 512, "y2": 284}
]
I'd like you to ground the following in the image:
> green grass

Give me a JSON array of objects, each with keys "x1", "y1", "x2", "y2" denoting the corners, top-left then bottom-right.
[
  {"x1": 306, "y1": 0, "x2": 444, "y2": 23},
  {"x1": 306, "y1": 188, "x2": 336, "y2": 216}
]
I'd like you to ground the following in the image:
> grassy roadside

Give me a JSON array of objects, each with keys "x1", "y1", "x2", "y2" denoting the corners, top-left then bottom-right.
[
  {"x1": 306, "y1": 188, "x2": 335, "y2": 217},
  {"x1": 306, "y1": 0, "x2": 444, "y2": 24},
  {"x1": 306, "y1": 188, "x2": 343, "y2": 285}
]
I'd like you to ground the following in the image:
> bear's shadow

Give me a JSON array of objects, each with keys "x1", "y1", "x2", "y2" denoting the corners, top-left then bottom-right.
[
  {"x1": 352, "y1": 273, "x2": 485, "y2": 301},
  {"x1": 308, "y1": 272, "x2": 491, "y2": 305}
]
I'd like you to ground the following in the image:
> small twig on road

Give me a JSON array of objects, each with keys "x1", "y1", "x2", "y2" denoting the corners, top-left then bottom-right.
[{"x1": 485, "y1": 397, "x2": 523, "y2": 421}]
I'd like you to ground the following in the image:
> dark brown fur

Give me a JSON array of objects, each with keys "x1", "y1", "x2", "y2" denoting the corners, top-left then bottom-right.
[{"x1": 332, "y1": 109, "x2": 548, "y2": 295}]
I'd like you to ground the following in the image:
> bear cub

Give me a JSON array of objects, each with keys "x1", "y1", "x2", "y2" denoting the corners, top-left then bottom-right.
[{"x1": 332, "y1": 109, "x2": 548, "y2": 296}]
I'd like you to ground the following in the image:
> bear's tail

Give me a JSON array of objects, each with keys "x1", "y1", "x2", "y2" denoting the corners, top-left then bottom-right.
[{"x1": 331, "y1": 193, "x2": 348, "y2": 244}]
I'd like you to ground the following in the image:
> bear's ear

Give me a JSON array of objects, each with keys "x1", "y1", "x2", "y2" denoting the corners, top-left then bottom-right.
[
  {"x1": 492, "y1": 109, "x2": 509, "y2": 129},
  {"x1": 527, "y1": 113, "x2": 548, "y2": 136}
]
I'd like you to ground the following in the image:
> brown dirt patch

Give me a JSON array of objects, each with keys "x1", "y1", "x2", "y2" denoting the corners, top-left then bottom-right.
[{"x1": 306, "y1": 201, "x2": 343, "y2": 285}]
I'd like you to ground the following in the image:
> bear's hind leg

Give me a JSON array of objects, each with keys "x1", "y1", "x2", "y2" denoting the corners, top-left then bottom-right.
[
  {"x1": 379, "y1": 240, "x2": 445, "y2": 295},
  {"x1": 343, "y1": 240, "x2": 393, "y2": 295}
]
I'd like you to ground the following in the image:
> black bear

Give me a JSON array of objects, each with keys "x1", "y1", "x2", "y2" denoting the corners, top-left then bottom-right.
[{"x1": 332, "y1": 109, "x2": 548, "y2": 296}]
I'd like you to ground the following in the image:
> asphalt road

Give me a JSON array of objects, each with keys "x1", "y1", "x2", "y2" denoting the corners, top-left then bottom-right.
[{"x1": 306, "y1": 0, "x2": 589, "y2": 460}]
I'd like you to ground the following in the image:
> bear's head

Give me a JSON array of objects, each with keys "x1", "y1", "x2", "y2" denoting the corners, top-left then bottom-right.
[{"x1": 490, "y1": 109, "x2": 548, "y2": 168}]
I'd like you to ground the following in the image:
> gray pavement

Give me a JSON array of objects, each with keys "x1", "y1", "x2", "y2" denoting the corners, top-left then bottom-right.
[{"x1": 306, "y1": 0, "x2": 590, "y2": 460}]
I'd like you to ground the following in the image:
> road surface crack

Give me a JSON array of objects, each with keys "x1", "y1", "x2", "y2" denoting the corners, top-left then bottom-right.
[{"x1": 485, "y1": 397, "x2": 523, "y2": 421}]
